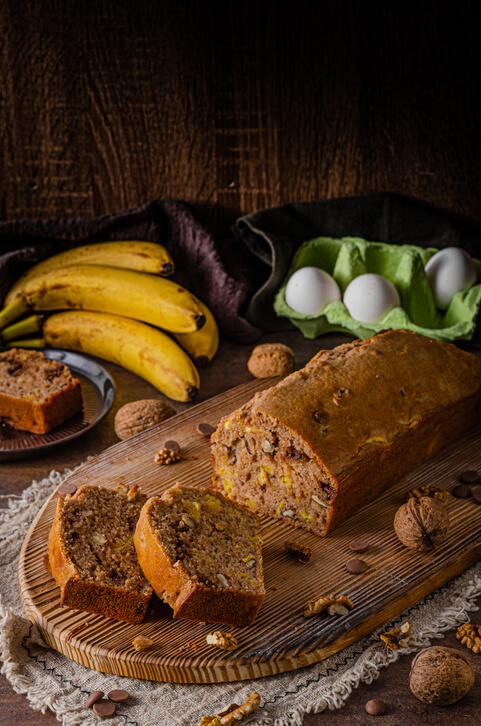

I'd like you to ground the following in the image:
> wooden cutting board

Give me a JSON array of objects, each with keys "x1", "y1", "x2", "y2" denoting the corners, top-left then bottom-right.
[{"x1": 18, "y1": 378, "x2": 481, "y2": 683}]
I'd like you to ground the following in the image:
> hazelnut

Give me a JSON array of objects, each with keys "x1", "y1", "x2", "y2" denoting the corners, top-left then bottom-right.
[
  {"x1": 114, "y1": 399, "x2": 176, "y2": 440},
  {"x1": 409, "y1": 646, "x2": 475, "y2": 705},
  {"x1": 394, "y1": 496, "x2": 449, "y2": 551},
  {"x1": 247, "y1": 343, "x2": 294, "y2": 378}
]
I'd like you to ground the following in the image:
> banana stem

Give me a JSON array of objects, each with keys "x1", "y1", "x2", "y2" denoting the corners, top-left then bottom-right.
[
  {"x1": 0, "y1": 296, "x2": 29, "y2": 331},
  {"x1": 5, "y1": 337, "x2": 45, "y2": 348},
  {"x1": 0, "y1": 314, "x2": 44, "y2": 343}
]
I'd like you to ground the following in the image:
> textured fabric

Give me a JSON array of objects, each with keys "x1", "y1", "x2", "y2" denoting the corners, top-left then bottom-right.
[
  {"x1": 0, "y1": 200, "x2": 261, "y2": 344},
  {"x1": 1, "y1": 471, "x2": 480, "y2": 726},
  {"x1": 233, "y1": 193, "x2": 481, "y2": 342}
]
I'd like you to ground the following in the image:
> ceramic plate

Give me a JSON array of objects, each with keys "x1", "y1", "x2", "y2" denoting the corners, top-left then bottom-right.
[{"x1": 0, "y1": 348, "x2": 115, "y2": 461}]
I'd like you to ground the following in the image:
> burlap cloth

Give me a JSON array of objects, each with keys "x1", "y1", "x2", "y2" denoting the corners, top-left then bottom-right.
[{"x1": 1, "y1": 471, "x2": 480, "y2": 726}]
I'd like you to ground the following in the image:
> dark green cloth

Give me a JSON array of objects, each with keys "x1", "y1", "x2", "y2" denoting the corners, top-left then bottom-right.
[{"x1": 233, "y1": 193, "x2": 481, "y2": 345}]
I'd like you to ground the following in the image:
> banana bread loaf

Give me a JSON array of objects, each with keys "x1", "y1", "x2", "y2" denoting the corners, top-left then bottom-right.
[
  {"x1": 211, "y1": 330, "x2": 481, "y2": 536},
  {"x1": 134, "y1": 486, "x2": 265, "y2": 627},
  {"x1": 48, "y1": 483, "x2": 152, "y2": 624},
  {"x1": 0, "y1": 348, "x2": 83, "y2": 434}
]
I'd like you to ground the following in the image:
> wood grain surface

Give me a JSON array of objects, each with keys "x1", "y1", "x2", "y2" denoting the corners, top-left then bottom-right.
[
  {"x1": 1, "y1": 2, "x2": 480, "y2": 236},
  {"x1": 2, "y1": 0, "x2": 481, "y2": 721},
  {"x1": 18, "y1": 377, "x2": 481, "y2": 683}
]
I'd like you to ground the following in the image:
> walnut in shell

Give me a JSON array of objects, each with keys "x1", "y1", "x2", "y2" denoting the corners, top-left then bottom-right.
[
  {"x1": 114, "y1": 399, "x2": 176, "y2": 440},
  {"x1": 247, "y1": 343, "x2": 294, "y2": 378},
  {"x1": 394, "y1": 496, "x2": 449, "y2": 551},
  {"x1": 409, "y1": 646, "x2": 475, "y2": 705}
]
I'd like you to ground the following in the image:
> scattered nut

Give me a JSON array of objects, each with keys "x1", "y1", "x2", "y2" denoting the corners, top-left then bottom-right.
[
  {"x1": 247, "y1": 343, "x2": 294, "y2": 378},
  {"x1": 394, "y1": 497, "x2": 450, "y2": 551},
  {"x1": 404, "y1": 485, "x2": 450, "y2": 506},
  {"x1": 197, "y1": 692, "x2": 261, "y2": 726},
  {"x1": 85, "y1": 691, "x2": 104, "y2": 709},
  {"x1": 261, "y1": 439, "x2": 274, "y2": 453},
  {"x1": 154, "y1": 447, "x2": 182, "y2": 465},
  {"x1": 58, "y1": 481, "x2": 77, "y2": 497},
  {"x1": 365, "y1": 699, "x2": 387, "y2": 715},
  {"x1": 304, "y1": 593, "x2": 353, "y2": 618},
  {"x1": 380, "y1": 622, "x2": 411, "y2": 650},
  {"x1": 206, "y1": 631, "x2": 238, "y2": 651},
  {"x1": 409, "y1": 646, "x2": 475, "y2": 705},
  {"x1": 285, "y1": 539, "x2": 312, "y2": 563},
  {"x1": 132, "y1": 635, "x2": 154, "y2": 652},
  {"x1": 456, "y1": 623, "x2": 481, "y2": 653},
  {"x1": 93, "y1": 699, "x2": 116, "y2": 718},
  {"x1": 216, "y1": 574, "x2": 229, "y2": 588},
  {"x1": 114, "y1": 399, "x2": 176, "y2": 440}
]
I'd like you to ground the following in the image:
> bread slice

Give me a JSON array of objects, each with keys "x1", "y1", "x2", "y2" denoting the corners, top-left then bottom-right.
[
  {"x1": 48, "y1": 484, "x2": 152, "y2": 624},
  {"x1": 211, "y1": 330, "x2": 481, "y2": 536},
  {"x1": 0, "y1": 348, "x2": 83, "y2": 434},
  {"x1": 134, "y1": 486, "x2": 265, "y2": 627}
]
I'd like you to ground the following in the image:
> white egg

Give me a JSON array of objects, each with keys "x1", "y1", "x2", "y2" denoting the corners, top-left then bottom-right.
[
  {"x1": 343, "y1": 274, "x2": 401, "y2": 323},
  {"x1": 424, "y1": 247, "x2": 477, "y2": 311},
  {"x1": 285, "y1": 266, "x2": 341, "y2": 315}
]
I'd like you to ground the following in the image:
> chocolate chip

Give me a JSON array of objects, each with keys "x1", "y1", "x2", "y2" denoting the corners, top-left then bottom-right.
[
  {"x1": 58, "y1": 481, "x2": 77, "y2": 497},
  {"x1": 452, "y1": 483, "x2": 472, "y2": 499},
  {"x1": 107, "y1": 689, "x2": 129, "y2": 703},
  {"x1": 197, "y1": 422, "x2": 216, "y2": 436},
  {"x1": 346, "y1": 559, "x2": 369, "y2": 574},
  {"x1": 349, "y1": 540, "x2": 370, "y2": 553},
  {"x1": 164, "y1": 439, "x2": 180, "y2": 453},
  {"x1": 460, "y1": 469, "x2": 480, "y2": 485},
  {"x1": 85, "y1": 691, "x2": 104, "y2": 708},
  {"x1": 473, "y1": 488, "x2": 481, "y2": 504},
  {"x1": 365, "y1": 699, "x2": 387, "y2": 715},
  {"x1": 93, "y1": 699, "x2": 116, "y2": 718}
]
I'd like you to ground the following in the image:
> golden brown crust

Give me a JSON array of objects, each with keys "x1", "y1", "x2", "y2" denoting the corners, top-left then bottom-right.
[
  {"x1": 48, "y1": 485, "x2": 151, "y2": 624},
  {"x1": 134, "y1": 488, "x2": 265, "y2": 627}
]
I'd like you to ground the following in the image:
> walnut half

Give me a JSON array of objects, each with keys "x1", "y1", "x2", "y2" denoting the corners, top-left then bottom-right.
[
  {"x1": 456, "y1": 622, "x2": 481, "y2": 653},
  {"x1": 198, "y1": 693, "x2": 261, "y2": 726},
  {"x1": 303, "y1": 593, "x2": 353, "y2": 618},
  {"x1": 380, "y1": 621, "x2": 411, "y2": 650},
  {"x1": 206, "y1": 631, "x2": 238, "y2": 651}
]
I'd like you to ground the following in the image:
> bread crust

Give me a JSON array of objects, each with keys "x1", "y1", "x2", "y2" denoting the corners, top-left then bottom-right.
[
  {"x1": 48, "y1": 486, "x2": 151, "y2": 624},
  {"x1": 134, "y1": 489, "x2": 265, "y2": 627}
]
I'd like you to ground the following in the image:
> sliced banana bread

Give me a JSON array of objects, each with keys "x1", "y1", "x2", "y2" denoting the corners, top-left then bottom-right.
[
  {"x1": 134, "y1": 486, "x2": 265, "y2": 627},
  {"x1": 211, "y1": 330, "x2": 481, "y2": 536},
  {"x1": 0, "y1": 348, "x2": 83, "y2": 434},
  {"x1": 48, "y1": 483, "x2": 152, "y2": 624}
]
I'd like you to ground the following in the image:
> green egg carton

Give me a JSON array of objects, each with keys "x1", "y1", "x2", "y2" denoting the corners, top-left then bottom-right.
[{"x1": 274, "y1": 237, "x2": 481, "y2": 341}]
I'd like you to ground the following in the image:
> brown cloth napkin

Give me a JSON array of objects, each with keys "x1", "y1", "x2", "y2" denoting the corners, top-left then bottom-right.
[{"x1": 0, "y1": 199, "x2": 261, "y2": 344}]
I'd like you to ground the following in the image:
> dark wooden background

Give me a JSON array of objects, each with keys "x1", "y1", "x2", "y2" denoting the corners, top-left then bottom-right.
[{"x1": 1, "y1": 1, "x2": 481, "y2": 723}]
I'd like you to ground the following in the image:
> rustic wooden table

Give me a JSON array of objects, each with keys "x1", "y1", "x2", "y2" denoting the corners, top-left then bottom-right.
[{"x1": 1, "y1": 0, "x2": 481, "y2": 723}]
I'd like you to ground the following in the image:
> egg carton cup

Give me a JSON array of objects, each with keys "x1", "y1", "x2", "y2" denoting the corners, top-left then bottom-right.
[{"x1": 274, "y1": 237, "x2": 481, "y2": 341}]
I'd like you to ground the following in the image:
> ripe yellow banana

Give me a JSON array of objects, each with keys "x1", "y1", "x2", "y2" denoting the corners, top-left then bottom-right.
[
  {"x1": 173, "y1": 300, "x2": 219, "y2": 365},
  {"x1": 4, "y1": 241, "x2": 174, "y2": 307},
  {"x1": 0, "y1": 265, "x2": 205, "y2": 333},
  {"x1": 43, "y1": 311, "x2": 200, "y2": 402}
]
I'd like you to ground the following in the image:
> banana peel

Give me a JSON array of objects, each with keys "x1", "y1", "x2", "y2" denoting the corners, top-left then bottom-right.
[
  {"x1": 4, "y1": 241, "x2": 174, "y2": 307},
  {"x1": 43, "y1": 311, "x2": 200, "y2": 402}
]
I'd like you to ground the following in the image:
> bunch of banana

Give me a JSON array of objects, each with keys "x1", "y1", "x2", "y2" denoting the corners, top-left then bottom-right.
[
  {"x1": 3, "y1": 240, "x2": 175, "y2": 307},
  {"x1": 0, "y1": 264, "x2": 206, "y2": 332},
  {"x1": 0, "y1": 240, "x2": 219, "y2": 401}
]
